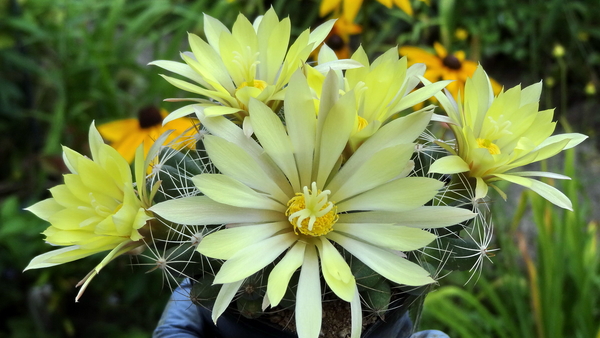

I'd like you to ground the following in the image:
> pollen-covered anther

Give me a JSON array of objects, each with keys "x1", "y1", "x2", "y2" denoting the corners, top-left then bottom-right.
[
  {"x1": 285, "y1": 182, "x2": 339, "y2": 237},
  {"x1": 476, "y1": 138, "x2": 501, "y2": 155},
  {"x1": 356, "y1": 116, "x2": 369, "y2": 132},
  {"x1": 236, "y1": 79, "x2": 268, "y2": 92}
]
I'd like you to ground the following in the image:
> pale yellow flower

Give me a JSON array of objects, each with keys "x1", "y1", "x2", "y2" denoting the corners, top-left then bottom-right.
[
  {"x1": 429, "y1": 66, "x2": 587, "y2": 209},
  {"x1": 150, "y1": 8, "x2": 334, "y2": 128},
  {"x1": 25, "y1": 123, "x2": 157, "y2": 300},
  {"x1": 305, "y1": 45, "x2": 451, "y2": 153},
  {"x1": 151, "y1": 72, "x2": 475, "y2": 338}
]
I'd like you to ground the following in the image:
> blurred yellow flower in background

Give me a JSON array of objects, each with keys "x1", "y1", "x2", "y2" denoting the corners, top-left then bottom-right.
[
  {"x1": 400, "y1": 42, "x2": 502, "y2": 100},
  {"x1": 98, "y1": 106, "x2": 198, "y2": 163},
  {"x1": 320, "y1": 0, "x2": 416, "y2": 23}
]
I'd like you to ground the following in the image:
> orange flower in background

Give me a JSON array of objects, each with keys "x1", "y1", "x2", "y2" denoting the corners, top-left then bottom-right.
[
  {"x1": 399, "y1": 42, "x2": 502, "y2": 100},
  {"x1": 320, "y1": 0, "x2": 415, "y2": 23},
  {"x1": 98, "y1": 107, "x2": 198, "y2": 163}
]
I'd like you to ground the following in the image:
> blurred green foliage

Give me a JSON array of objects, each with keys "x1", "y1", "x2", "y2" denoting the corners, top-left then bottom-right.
[{"x1": 1, "y1": 0, "x2": 598, "y2": 336}]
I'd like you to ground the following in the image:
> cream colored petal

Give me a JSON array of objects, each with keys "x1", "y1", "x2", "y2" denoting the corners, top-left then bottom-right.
[
  {"x1": 338, "y1": 206, "x2": 476, "y2": 228},
  {"x1": 188, "y1": 32, "x2": 235, "y2": 93},
  {"x1": 213, "y1": 232, "x2": 297, "y2": 284},
  {"x1": 211, "y1": 280, "x2": 244, "y2": 323},
  {"x1": 392, "y1": 80, "x2": 452, "y2": 112},
  {"x1": 506, "y1": 171, "x2": 570, "y2": 180},
  {"x1": 148, "y1": 60, "x2": 207, "y2": 86},
  {"x1": 24, "y1": 246, "x2": 88, "y2": 270},
  {"x1": 202, "y1": 135, "x2": 290, "y2": 203},
  {"x1": 76, "y1": 156, "x2": 123, "y2": 200},
  {"x1": 158, "y1": 75, "x2": 231, "y2": 104},
  {"x1": 161, "y1": 105, "x2": 197, "y2": 125},
  {"x1": 267, "y1": 240, "x2": 307, "y2": 307},
  {"x1": 295, "y1": 245, "x2": 322, "y2": 338},
  {"x1": 248, "y1": 98, "x2": 301, "y2": 192},
  {"x1": 493, "y1": 174, "x2": 573, "y2": 210},
  {"x1": 428, "y1": 155, "x2": 470, "y2": 174},
  {"x1": 284, "y1": 71, "x2": 317, "y2": 187},
  {"x1": 62, "y1": 145, "x2": 84, "y2": 174},
  {"x1": 308, "y1": 19, "x2": 336, "y2": 52},
  {"x1": 149, "y1": 196, "x2": 284, "y2": 226},
  {"x1": 350, "y1": 284, "x2": 362, "y2": 338},
  {"x1": 352, "y1": 109, "x2": 432, "y2": 160},
  {"x1": 26, "y1": 198, "x2": 64, "y2": 222},
  {"x1": 88, "y1": 122, "x2": 104, "y2": 163},
  {"x1": 337, "y1": 177, "x2": 442, "y2": 213},
  {"x1": 192, "y1": 174, "x2": 285, "y2": 211},
  {"x1": 333, "y1": 223, "x2": 436, "y2": 251},
  {"x1": 202, "y1": 13, "x2": 230, "y2": 50},
  {"x1": 198, "y1": 222, "x2": 290, "y2": 260},
  {"x1": 47, "y1": 207, "x2": 96, "y2": 231},
  {"x1": 316, "y1": 237, "x2": 355, "y2": 302},
  {"x1": 327, "y1": 232, "x2": 433, "y2": 286},
  {"x1": 316, "y1": 91, "x2": 355, "y2": 188},
  {"x1": 475, "y1": 177, "x2": 489, "y2": 201},
  {"x1": 535, "y1": 133, "x2": 587, "y2": 151},
  {"x1": 329, "y1": 144, "x2": 414, "y2": 202}
]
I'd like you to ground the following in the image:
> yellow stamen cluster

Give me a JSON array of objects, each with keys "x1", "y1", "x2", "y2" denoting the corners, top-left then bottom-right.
[
  {"x1": 286, "y1": 182, "x2": 338, "y2": 237},
  {"x1": 476, "y1": 138, "x2": 501, "y2": 155},
  {"x1": 356, "y1": 116, "x2": 368, "y2": 132},
  {"x1": 236, "y1": 79, "x2": 268, "y2": 92}
]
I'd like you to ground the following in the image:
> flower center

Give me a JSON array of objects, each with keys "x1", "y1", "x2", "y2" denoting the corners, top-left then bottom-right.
[
  {"x1": 236, "y1": 79, "x2": 268, "y2": 92},
  {"x1": 476, "y1": 138, "x2": 501, "y2": 155},
  {"x1": 138, "y1": 106, "x2": 163, "y2": 129},
  {"x1": 442, "y1": 54, "x2": 462, "y2": 70},
  {"x1": 285, "y1": 182, "x2": 338, "y2": 237}
]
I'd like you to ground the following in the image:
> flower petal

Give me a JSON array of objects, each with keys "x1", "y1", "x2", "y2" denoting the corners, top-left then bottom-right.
[
  {"x1": 327, "y1": 232, "x2": 433, "y2": 286},
  {"x1": 337, "y1": 177, "x2": 442, "y2": 213},
  {"x1": 295, "y1": 245, "x2": 322, "y2": 338},
  {"x1": 329, "y1": 144, "x2": 414, "y2": 202},
  {"x1": 333, "y1": 223, "x2": 436, "y2": 251},
  {"x1": 213, "y1": 232, "x2": 298, "y2": 284},
  {"x1": 149, "y1": 196, "x2": 284, "y2": 225},
  {"x1": 212, "y1": 280, "x2": 244, "y2": 323},
  {"x1": 429, "y1": 155, "x2": 470, "y2": 174},
  {"x1": 339, "y1": 206, "x2": 476, "y2": 228},
  {"x1": 248, "y1": 98, "x2": 301, "y2": 192},
  {"x1": 198, "y1": 222, "x2": 290, "y2": 260},
  {"x1": 316, "y1": 237, "x2": 355, "y2": 302},
  {"x1": 267, "y1": 240, "x2": 307, "y2": 307},
  {"x1": 192, "y1": 174, "x2": 285, "y2": 211},
  {"x1": 493, "y1": 174, "x2": 573, "y2": 210}
]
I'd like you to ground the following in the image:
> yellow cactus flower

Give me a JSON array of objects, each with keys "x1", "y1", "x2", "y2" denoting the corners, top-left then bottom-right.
[
  {"x1": 149, "y1": 8, "x2": 334, "y2": 128},
  {"x1": 25, "y1": 123, "x2": 156, "y2": 300},
  {"x1": 399, "y1": 42, "x2": 502, "y2": 100},
  {"x1": 429, "y1": 66, "x2": 587, "y2": 209},
  {"x1": 98, "y1": 106, "x2": 198, "y2": 163},
  {"x1": 305, "y1": 45, "x2": 451, "y2": 153},
  {"x1": 150, "y1": 72, "x2": 475, "y2": 338}
]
